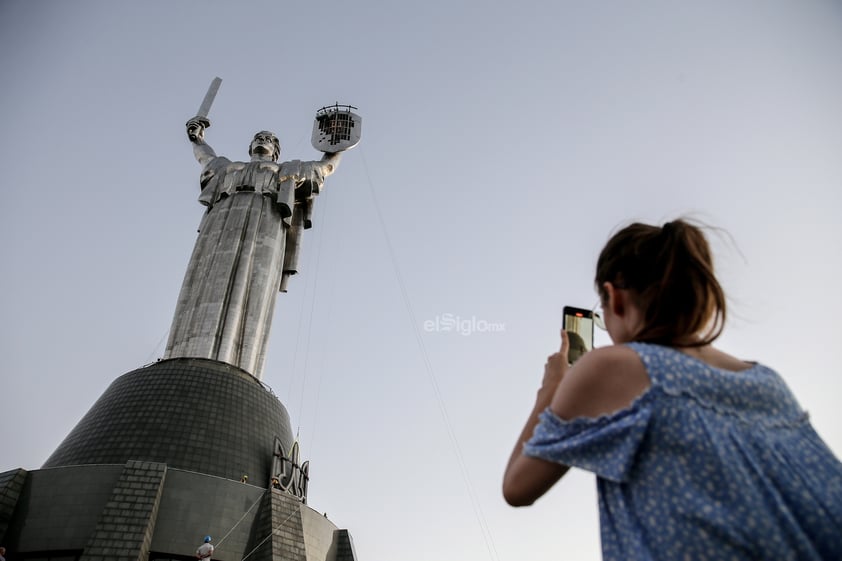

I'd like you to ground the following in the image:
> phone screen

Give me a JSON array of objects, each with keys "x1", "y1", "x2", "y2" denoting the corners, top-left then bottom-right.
[{"x1": 562, "y1": 306, "x2": 594, "y2": 364}]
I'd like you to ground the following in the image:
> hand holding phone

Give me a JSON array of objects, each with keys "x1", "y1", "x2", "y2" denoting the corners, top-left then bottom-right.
[{"x1": 562, "y1": 306, "x2": 595, "y2": 365}]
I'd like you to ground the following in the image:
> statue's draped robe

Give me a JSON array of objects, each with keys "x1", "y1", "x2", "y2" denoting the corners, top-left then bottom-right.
[{"x1": 164, "y1": 156, "x2": 328, "y2": 378}]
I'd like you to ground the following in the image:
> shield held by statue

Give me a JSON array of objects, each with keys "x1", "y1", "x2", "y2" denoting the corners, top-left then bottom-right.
[{"x1": 311, "y1": 104, "x2": 362, "y2": 153}]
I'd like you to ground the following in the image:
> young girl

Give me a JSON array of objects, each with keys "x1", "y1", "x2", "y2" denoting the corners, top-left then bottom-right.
[{"x1": 503, "y1": 219, "x2": 842, "y2": 560}]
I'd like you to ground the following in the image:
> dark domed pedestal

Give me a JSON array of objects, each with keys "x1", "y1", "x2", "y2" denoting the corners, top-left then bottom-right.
[
  {"x1": 44, "y1": 357, "x2": 294, "y2": 482},
  {"x1": 2, "y1": 358, "x2": 357, "y2": 560}
]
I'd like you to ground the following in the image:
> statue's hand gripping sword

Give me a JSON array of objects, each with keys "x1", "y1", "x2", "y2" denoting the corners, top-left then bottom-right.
[{"x1": 187, "y1": 77, "x2": 222, "y2": 141}]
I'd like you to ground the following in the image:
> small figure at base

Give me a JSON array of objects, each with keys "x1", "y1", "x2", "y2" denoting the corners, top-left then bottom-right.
[{"x1": 196, "y1": 535, "x2": 213, "y2": 559}]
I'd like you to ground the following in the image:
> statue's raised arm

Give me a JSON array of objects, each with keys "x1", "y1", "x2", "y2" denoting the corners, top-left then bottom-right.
[
  {"x1": 185, "y1": 78, "x2": 223, "y2": 166},
  {"x1": 290, "y1": 103, "x2": 361, "y2": 202},
  {"x1": 186, "y1": 116, "x2": 217, "y2": 167}
]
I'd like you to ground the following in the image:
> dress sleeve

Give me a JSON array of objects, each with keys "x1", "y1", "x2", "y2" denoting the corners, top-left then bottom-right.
[{"x1": 523, "y1": 403, "x2": 652, "y2": 483}]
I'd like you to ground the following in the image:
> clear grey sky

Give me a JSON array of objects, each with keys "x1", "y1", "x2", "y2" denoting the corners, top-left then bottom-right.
[{"x1": 1, "y1": 2, "x2": 841, "y2": 560}]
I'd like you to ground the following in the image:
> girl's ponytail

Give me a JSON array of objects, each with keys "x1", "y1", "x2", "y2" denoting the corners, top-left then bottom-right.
[{"x1": 596, "y1": 219, "x2": 726, "y2": 346}]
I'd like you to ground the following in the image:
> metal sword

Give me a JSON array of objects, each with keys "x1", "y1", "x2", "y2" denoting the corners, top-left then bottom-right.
[
  {"x1": 196, "y1": 76, "x2": 222, "y2": 118},
  {"x1": 188, "y1": 77, "x2": 222, "y2": 140}
]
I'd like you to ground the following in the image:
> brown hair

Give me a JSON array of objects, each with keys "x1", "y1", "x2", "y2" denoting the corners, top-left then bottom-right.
[{"x1": 595, "y1": 219, "x2": 726, "y2": 346}]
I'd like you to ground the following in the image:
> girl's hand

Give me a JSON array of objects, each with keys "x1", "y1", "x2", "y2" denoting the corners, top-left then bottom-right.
[
  {"x1": 539, "y1": 329, "x2": 570, "y2": 398},
  {"x1": 503, "y1": 329, "x2": 573, "y2": 506}
]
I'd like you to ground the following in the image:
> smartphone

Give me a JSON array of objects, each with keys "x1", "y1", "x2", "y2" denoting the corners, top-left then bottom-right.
[{"x1": 562, "y1": 306, "x2": 595, "y2": 364}]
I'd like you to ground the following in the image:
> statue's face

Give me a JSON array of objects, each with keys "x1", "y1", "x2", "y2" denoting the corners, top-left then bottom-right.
[{"x1": 250, "y1": 132, "x2": 279, "y2": 160}]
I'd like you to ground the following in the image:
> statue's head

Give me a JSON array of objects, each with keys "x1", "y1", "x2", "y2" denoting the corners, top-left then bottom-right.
[{"x1": 249, "y1": 131, "x2": 281, "y2": 161}]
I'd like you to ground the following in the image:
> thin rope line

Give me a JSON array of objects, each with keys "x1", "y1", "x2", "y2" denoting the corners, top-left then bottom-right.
[
  {"x1": 304, "y1": 270, "x2": 334, "y2": 455},
  {"x1": 215, "y1": 489, "x2": 268, "y2": 548},
  {"x1": 303, "y1": 188, "x2": 338, "y2": 457},
  {"x1": 296, "y1": 188, "x2": 330, "y2": 436},
  {"x1": 358, "y1": 148, "x2": 501, "y2": 561},
  {"x1": 287, "y1": 198, "x2": 330, "y2": 427},
  {"x1": 146, "y1": 327, "x2": 170, "y2": 363},
  {"x1": 286, "y1": 234, "x2": 312, "y2": 420},
  {"x1": 240, "y1": 503, "x2": 300, "y2": 561}
]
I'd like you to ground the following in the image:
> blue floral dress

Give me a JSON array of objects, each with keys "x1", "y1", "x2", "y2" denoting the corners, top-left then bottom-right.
[{"x1": 524, "y1": 342, "x2": 842, "y2": 560}]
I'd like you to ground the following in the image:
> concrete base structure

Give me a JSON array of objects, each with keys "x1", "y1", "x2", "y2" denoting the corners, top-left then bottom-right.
[{"x1": 0, "y1": 359, "x2": 357, "y2": 561}]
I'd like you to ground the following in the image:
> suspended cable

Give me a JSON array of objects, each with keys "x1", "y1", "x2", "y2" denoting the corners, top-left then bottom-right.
[
  {"x1": 301, "y1": 190, "x2": 339, "y2": 457},
  {"x1": 286, "y1": 216, "x2": 318, "y2": 425},
  {"x1": 286, "y1": 295, "x2": 309, "y2": 418},
  {"x1": 214, "y1": 489, "x2": 268, "y2": 549},
  {"x1": 146, "y1": 327, "x2": 170, "y2": 364},
  {"x1": 358, "y1": 148, "x2": 501, "y2": 561},
  {"x1": 295, "y1": 182, "x2": 331, "y2": 438},
  {"x1": 240, "y1": 505, "x2": 300, "y2": 561}
]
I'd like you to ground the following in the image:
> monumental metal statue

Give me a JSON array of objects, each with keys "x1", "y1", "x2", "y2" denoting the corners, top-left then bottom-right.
[{"x1": 164, "y1": 78, "x2": 361, "y2": 379}]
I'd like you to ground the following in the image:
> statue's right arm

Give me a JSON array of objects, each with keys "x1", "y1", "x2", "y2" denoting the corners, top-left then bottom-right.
[
  {"x1": 186, "y1": 117, "x2": 218, "y2": 167},
  {"x1": 192, "y1": 141, "x2": 218, "y2": 167}
]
